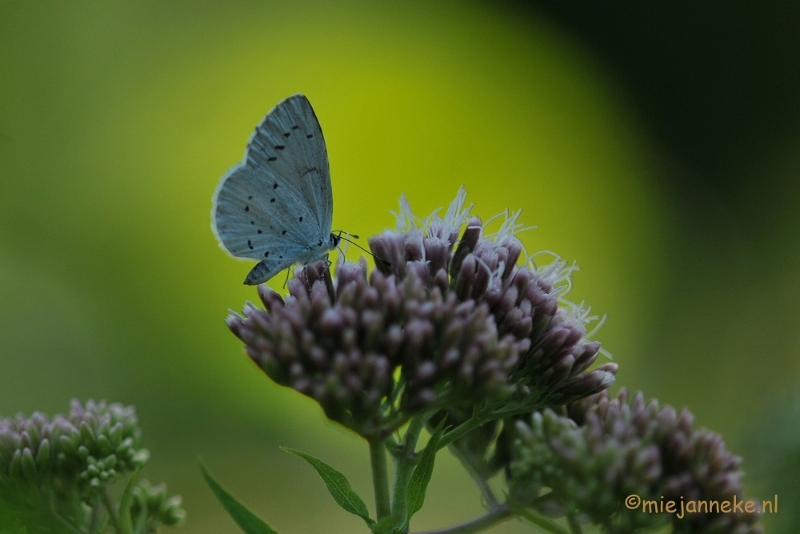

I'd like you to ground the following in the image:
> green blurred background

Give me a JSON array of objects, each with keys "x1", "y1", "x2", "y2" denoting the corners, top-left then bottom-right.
[{"x1": 1, "y1": 1, "x2": 798, "y2": 532}]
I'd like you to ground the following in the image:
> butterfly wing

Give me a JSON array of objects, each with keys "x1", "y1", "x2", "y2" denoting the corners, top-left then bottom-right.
[
  {"x1": 212, "y1": 94, "x2": 334, "y2": 283},
  {"x1": 248, "y1": 94, "x2": 333, "y2": 235}
]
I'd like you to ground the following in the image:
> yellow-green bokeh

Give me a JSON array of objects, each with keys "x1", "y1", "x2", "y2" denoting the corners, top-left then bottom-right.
[{"x1": 4, "y1": 1, "x2": 794, "y2": 533}]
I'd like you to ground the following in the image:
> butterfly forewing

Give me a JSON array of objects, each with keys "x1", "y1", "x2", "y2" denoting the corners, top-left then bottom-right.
[
  {"x1": 248, "y1": 95, "x2": 332, "y2": 234},
  {"x1": 211, "y1": 94, "x2": 335, "y2": 284}
]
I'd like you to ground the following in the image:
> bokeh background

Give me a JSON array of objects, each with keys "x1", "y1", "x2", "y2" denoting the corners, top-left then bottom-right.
[{"x1": 2, "y1": 1, "x2": 799, "y2": 532}]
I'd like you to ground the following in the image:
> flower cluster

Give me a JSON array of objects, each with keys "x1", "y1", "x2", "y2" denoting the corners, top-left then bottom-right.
[
  {"x1": 508, "y1": 389, "x2": 762, "y2": 534},
  {"x1": 131, "y1": 479, "x2": 186, "y2": 528},
  {"x1": 219, "y1": 189, "x2": 763, "y2": 534},
  {"x1": 227, "y1": 189, "x2": 616, "y2": 437},
  {"x1": 0, "y1": 399, "x2": 184, "y2": 531}
]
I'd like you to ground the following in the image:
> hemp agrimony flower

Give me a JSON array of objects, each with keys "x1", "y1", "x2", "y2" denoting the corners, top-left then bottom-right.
[
  {"x1": 0, "y1": 400, "x2": 184, "y2": 534},
  {"x1": 227, "y1": 188, "x2": 616, "y2": 438},
  {"x1": 508, "y1": 389, "x2": 762, "y2": 534},
  {"x1": 209, "y1": 188, "x2": 759, "y2": 534}
]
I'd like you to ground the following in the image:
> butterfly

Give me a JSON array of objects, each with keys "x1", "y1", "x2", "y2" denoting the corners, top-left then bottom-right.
[{"x1": 211, "y1": 94, "x2": 339, "y2": 285}]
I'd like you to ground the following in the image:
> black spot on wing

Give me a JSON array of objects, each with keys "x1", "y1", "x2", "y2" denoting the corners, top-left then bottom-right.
[
  {"x1": 268, "y1": 156, "x2": 277, "y2": 162},
  {"x1": 247, "y1": 240, "x2": 254, "y2": 250},
  {"x1": 274, "y1": 145, "x2": 285, "y2": 150},
  {"x1": 292, "y1": 125, "x2": 299, "y2": 130},
  {"x1": 257, "y1": 229, "x2": 262, "y2": 234},
  {"x1": 306, "y1": 134, "x2": 313, "y2": 139},
  {"x1": 299, "y1": 217, "x2": 303, "y2": 222},
  {"x1": 245, "y1": 206, "x2": 249, "y2": 212},
  {"x1": 270, "y1": 198, "x2": 275, "y2": 203},
  {"x1": 282, "y1": 230, "x2": 287, "y2": 235},
  {"x1": 273, "y1": 183, "x2": 278, "y2": 189}
]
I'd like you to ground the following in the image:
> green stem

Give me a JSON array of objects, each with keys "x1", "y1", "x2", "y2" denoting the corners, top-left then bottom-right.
[
  {"x1": 438, "y1": 401, "x2": 554, "y2": 452},
  {"x1": 566, "y1": 514, "x2": 583, "y2": 534},
  {"x1": 87, "y1": 502, "x2": 102, "y2": 534},
  {"x1": 513, "y1": 506, "x2": 570, "y2": 534},
  {"x1": 102, "y1": 488, "x2": 130, "y2": 534},
  {"x1": 43, "y1": 486, "x2": 84, "y2": 534},
  {"x1": 437, "y1": 415, "x2": 486, "y2": 451},
  {"x1": 383, "y1": 412, "x2": 413, "y2": 435},
  {"x1": 412, "y1": 505, "x2": 514, "y2": 534},
  {"x1": 471, "y1": 469, "x2": 499, "y2": 509},
  {"x1": 369, "y1": 436, "x2": 391, "y2": 521},
  {"x1": 390, "y1": 415, "x2": 426, "y2": 527},
  {"x1": 47, "y1": 511, "x2": 84, "y2": 534}
]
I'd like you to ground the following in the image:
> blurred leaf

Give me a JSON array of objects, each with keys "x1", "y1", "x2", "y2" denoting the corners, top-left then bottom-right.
[
  {"x1": 281, "y1": 447, "x2": 375, "y2": 528},
  {"x1": 199, "y1": 461, "x2": 278, "y2": 534},
  {"x1": 0, "y1": 492, "x2": 72, "y2": 534},
  {"x1": 0, "y1": 507, "x2": 28, "y2": 534}
]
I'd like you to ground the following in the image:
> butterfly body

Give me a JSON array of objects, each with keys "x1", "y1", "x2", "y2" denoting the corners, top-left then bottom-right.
[{"x1": 212, "y1": 94, "x2": 336, "y2": 285}]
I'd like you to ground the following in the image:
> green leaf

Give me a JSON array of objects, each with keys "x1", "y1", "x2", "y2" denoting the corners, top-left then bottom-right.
[
  {"x1": 199, "y1": 461, "x2": 279, "y2": 534},
  {"x1": 281, "y1": 447, "x2": 375, "y2": 528},
  {"x1": 406, "y1": 420, "x2": 444, "y2": 521}
]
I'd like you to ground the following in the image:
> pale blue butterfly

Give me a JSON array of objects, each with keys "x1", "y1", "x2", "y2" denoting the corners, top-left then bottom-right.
[{"x1": 212, "y1": 94, "x2": 339, "y2": 285}]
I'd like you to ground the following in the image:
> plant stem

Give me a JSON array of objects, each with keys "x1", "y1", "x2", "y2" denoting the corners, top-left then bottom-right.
[
  {"x1": 472, "y1": 472, "x2": 499, "y2": 509},
  {"x1": 390, "y1": 414, "x2": 426, "y2": 527},
  {"x1": 438, "y1": 401, "x2": 555, "y2": 452},
  {"x1": 566, "y1": 514, "x2": 583, "y2": 534},
  {"x1": 369, "y1": 436, "x2": 391, "y2": 521},
  {"x1": 437, "y1": 415, "x2": 486, "y2": 451},
  {"x1": 47, "y1": 511, "x2": 84, "y2": 534},
  {"x1": 513, "y1": 506, "x2": 570, "y2": 534},
  {"x1": 88, "y1": 502, "x2": 102, "y2": 534},
  {"x1": 412, "y1": 505, "x2": 514, "y2": 534},
  {"x1": 102, "y1": 488, "x2": 129, "y2": 534}
]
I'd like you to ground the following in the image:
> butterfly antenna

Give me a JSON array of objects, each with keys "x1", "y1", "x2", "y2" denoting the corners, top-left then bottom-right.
[{"x1": 336, "y1": 231, "x2": 391, "y2": 267}]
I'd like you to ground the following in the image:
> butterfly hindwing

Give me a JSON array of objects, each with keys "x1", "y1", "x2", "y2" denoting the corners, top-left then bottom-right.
[{"x1": 212, "y1": 164, "x2": 314, "y2": 259}]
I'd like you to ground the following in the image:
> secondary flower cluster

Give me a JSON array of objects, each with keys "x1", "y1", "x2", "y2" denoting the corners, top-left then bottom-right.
[
  {"x1": 508, "y1": 389, "x2": 762, "y2": 534},
  {"x1": 227, "y1": 189, "x2": 616, "y2": 436},
  {"x1": 0, "y1": 399, "x2": 184, "y2": 529}
]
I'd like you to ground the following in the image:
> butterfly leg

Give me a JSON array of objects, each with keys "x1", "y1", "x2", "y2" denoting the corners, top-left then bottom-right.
[{"x1": 300, "y1": 264, "x2": 313, "y2": 292}]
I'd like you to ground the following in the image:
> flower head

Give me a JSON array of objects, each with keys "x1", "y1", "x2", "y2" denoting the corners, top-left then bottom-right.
[
  {"x1": 0, "y1": 400, "x2": 146, "y2": 496},
  {"x1": 509, "y1": 389, "x2": 762, "y2": 534},
  {"x1": 227, "y1": 188, "x2": 616, "y2": 437},
  {"x1": 0, "y1": 400, "x2": 184, "y2": 530}
]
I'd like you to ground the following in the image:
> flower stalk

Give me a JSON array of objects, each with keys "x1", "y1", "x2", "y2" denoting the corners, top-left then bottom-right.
[
  {"x1": 413, "y1": 505, "x2": 514, "y2": 534},
  {"x1": 369, "y1": 436, "x2": 391, "y2": 521}
]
